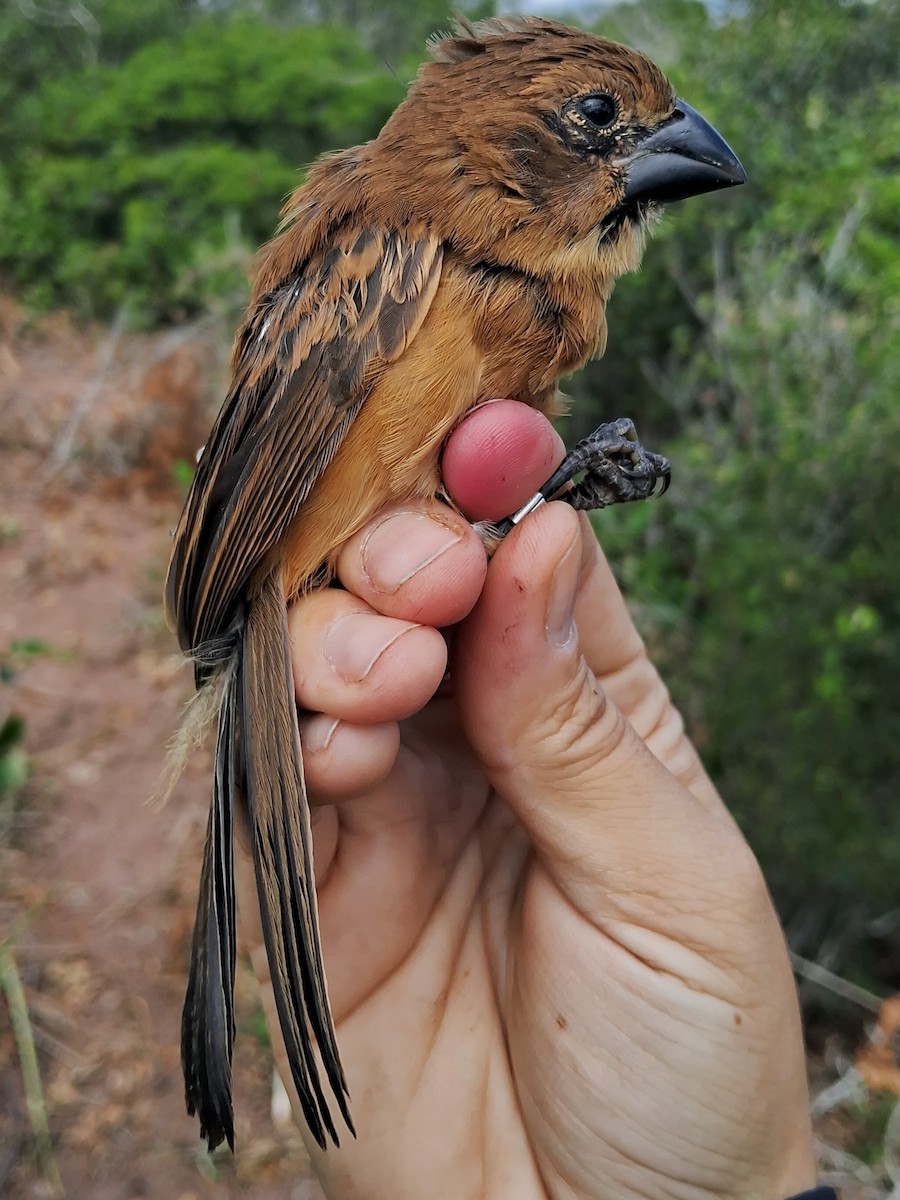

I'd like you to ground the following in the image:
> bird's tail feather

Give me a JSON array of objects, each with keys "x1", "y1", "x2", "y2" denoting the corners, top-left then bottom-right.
[
  {"x1": 182, "y1": 652, "x2": 239, "y2": 1151},
  {"x1": 240, "y1": 567, "x2": 353, "y2": 1149}
]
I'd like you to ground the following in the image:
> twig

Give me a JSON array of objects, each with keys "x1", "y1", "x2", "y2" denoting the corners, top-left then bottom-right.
[
  {"x1": 45, "y1": 305, "x2": 128, "y2": 479},
  {"x1": 810, "y1": 1065, "x2": 867, "y2": 1118},
  {"x1": 30, "y1": 1021, "x2": 86, "y2": 1068},
  {"x1": 667, "y1": 254, "x2": 705, "y2": 324},
  {"x1": 0, "y1": 942, "x2": 65, "y2": 1198},
  {"x1": 140, "y1": 312, "x2": 220, "y2": 371},
  {"x1": 870, "y1": 909, "x2": 900, "y2": 937},
  {"x1": 885, "y1": 1099, "x2": 900, "y2": 1195},
  {"x1": 9, "y1": 942, "x2": 81, "y2": 960},
  {"x1": 823, "y1": 191, "x2": 869, "y2": 283},
  {"x1": 814, "y1": 1134, "x2": 879, "y2": 1187},
  {"x1": 791, "y1": 950, "x2": 884, "y2": 1013},
  {"x1": 16, "y1": 0, "x2": 99, "y2": 63}
]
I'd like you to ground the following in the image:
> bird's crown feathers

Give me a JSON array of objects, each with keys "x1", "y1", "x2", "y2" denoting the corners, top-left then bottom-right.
[{"x1": 427, "y1": 15, "x2": 574, "y2": 64}]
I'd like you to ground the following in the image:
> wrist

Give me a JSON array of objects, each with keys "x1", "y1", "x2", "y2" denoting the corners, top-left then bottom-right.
[{"x1": 770, "y1": 1123, "x2": 818, "y2": 1200}]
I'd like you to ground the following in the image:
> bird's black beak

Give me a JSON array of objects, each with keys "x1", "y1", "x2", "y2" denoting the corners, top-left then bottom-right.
[{"x1": 621, "y1": 100, "x2": 747, "y2": 205}]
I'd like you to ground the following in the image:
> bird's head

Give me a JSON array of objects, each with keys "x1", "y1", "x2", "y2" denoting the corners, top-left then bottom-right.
[{"x1": 372, "y1": 16, "x2": 745, "y2": 287}]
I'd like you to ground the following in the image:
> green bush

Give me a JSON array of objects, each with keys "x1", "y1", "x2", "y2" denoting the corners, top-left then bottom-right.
[
  {"x1": 585, "y1": 0, "x2": 900, "y2": 929},
  {"x1": 0, "y1": 15, "x2": 405, "y2": 321}
]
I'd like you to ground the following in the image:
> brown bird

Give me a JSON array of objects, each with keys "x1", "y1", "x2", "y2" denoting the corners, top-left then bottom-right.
[{"x1": 165, "y1": 15, "x2": 746, "y2": 1153}]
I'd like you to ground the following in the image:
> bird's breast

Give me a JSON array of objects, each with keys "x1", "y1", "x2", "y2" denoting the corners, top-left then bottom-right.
[{"x1": 278, "y1": 256, "x2": 601, "y2": 600}]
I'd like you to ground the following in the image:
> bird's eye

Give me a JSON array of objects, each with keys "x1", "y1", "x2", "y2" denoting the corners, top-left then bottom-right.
[{"x1": 579, "y1": 94, "x2": 618, "y2": 129}]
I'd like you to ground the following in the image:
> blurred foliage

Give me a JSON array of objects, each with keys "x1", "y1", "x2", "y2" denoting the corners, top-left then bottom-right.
[
  {"x1": 0, "y1": 0, "x2": 897, "y2": 960},
  {"x1": 0, "y1": 3, "x2": 411, "y2": 320},
  {"x1": 267, "y1": 0, "x2": 494, "y2": 60},
  {"x1": 0, "y1": 643, "x2": 44, "y2": 808},
  {"x1": 0, "y1": 715, "x2": 28, "y2": 800},
  {"x1": 585, "y1": 0, "x2": 900, "y2": 937},
  {"x1": 0, "y1": 0, "x2": 490, "y2": 321}
]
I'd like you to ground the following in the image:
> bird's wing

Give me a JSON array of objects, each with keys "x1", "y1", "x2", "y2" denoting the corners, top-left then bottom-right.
[
  {"x1": 172, "y1": 225, "x2": 444, "y2": 1152},
  {"x1": 165, "y1": 226, "x2": 444, "y2": 652}
]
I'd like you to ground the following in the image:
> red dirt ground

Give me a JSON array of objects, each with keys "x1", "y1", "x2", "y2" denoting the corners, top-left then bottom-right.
[{"x1": 0, "y1": 303, "x2": 318, "y2": 1199}]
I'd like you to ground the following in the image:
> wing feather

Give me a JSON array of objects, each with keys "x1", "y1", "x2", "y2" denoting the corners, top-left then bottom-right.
[
  {"x1": 169, "y1": 219, "x2": 444, "y2": 1149},
  {"x1": 165, "y1": 227, "x2": 444, "y2": 653}
]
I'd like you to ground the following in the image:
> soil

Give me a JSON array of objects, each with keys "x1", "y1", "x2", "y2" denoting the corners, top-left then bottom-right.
[{"x1": 0, "y1": 303, "x2": 316, "y2": 1199}]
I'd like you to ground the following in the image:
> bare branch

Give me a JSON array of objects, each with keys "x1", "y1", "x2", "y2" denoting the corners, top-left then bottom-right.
[
  {"x1": 791, "y1": 950, "x2": 884, "y2": 1014},
  {"x1": 0, "y1": 942, "x2": 65, "y2": 1198},
  {"x1": 16, "y1": 0, "x2": 99, "y2": 62},
  {"x1": 45, "y1": 305, "x2": 128, "y2": 479}
]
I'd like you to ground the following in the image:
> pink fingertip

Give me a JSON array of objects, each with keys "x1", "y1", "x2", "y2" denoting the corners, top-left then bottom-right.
[{"x1": 442, "y1": 400, "x2": 565, "y2": 521}]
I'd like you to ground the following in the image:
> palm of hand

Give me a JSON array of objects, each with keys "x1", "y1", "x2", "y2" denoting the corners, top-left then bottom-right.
[
  {"x1": 262, "y1": 635, "x2": 809, "y2": 1200},
  {"x1": 312, "y1": 689, "x2": 595, "y2": 1200}
]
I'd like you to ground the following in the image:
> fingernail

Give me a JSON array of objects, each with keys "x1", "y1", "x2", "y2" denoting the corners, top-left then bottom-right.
[
  {"x1": 545, "y1": 536, "x2": 580, "y2": 648},
  {"x1": 324, "y1": 612, "x2": 414, "y2": 682},
  {"x1": 362, "y1": 511, "x2": 462, "y2": 594},
  {"x1": 303, "y1": 715, "x2": 341, "y2": 753}
]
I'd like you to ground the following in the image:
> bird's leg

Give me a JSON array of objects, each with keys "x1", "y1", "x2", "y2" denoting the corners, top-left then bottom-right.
[{"x1": 495, "y1": 417, "x2": 670, "y2": 539}]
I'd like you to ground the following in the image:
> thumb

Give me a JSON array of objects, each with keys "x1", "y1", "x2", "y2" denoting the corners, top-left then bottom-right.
[{"x1": 453, "y1": 500, "x2": 747, "y2": 929}]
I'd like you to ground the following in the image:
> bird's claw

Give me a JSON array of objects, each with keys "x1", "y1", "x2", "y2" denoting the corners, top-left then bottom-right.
[{"x1": 496, "y1": 417, "x2": 670, "y2": 537}]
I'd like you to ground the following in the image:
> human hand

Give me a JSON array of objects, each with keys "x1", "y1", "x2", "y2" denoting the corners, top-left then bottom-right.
[{"x1": 249, "y1": 400, "x2": 816, "y2": 1200}]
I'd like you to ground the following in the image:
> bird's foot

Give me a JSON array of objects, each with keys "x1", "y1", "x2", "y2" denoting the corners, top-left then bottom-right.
[{"x1": 496, "y1": 417, "x2": 670, "y2": 538}]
